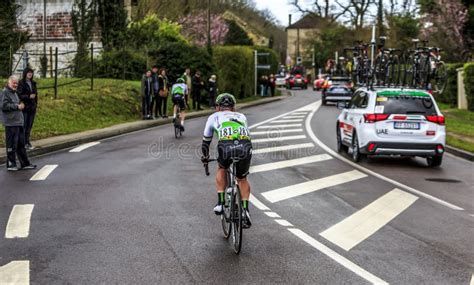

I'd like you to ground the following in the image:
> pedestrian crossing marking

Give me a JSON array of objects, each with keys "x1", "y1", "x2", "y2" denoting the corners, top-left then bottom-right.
[
  {"x1": 251, "y1": 129, "x2": 303, "y2": 136},
  {"x1": 250, "y1": 154, "x2": 332, "y2": 173},
  {"x1": 252, "y1": 143, "x2": 314, "y2": 154},
  {"x1": 253, "y1": 135, "x2": 306, "y2": 143},
  {"x1": 257, "y1": 124, "x2": 302, "y2": 129}
]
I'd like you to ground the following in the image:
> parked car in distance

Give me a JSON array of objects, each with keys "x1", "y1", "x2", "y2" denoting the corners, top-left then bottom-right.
[
  {"x1": 336, "y1": 88, "x2": 446, "y2": 167},
  {"x1": 322, "y1": 85, "x2": 353, "y2": 105},
  {"x1": 286, "y1": 74, "x2": 308, "y2": 89},
  {"x1": 275, "y1": 75, "x2": 286, "y2": 87},
  {"x1": 313, "y1": 75, "x2": 325, "y2": 91}
]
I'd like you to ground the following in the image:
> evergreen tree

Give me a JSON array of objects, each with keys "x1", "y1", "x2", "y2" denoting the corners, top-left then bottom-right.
[
  {"x1": 0, "y1": 0, "x2": 29, "y2": 77},
  {"x1": 97, "y1": 0, "x2": 128, "y2": 51},
  {"x1": 224, "y1": 20, "x2": 253, "y2": 46},
  {"x1": 71, "y1": 0, "x2": 95, "y2": 77}
]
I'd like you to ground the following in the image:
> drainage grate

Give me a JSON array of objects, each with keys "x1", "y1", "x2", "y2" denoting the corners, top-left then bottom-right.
[{"x1": 425, "y1": 178, "x2": 462, "y2": 183}]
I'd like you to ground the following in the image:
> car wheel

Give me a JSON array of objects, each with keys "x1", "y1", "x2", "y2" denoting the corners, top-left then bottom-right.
[
  {"x1": 427, "y1": 155, "x2": 443, "y2": 167},
  {"x1": 351, "y1": 132, "x2": 364, "y2": 162},
  {"x1": 336, "y1": 124, "x2": 348, "y2": 153}
]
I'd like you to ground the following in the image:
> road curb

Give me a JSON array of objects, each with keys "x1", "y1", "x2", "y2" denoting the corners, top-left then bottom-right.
[
  {"x1": 445, "y1": 145, "x2": 474, "y2": 161},
  {"x1": 0, "y1": 96, "x2": 288, "y2": 165}
]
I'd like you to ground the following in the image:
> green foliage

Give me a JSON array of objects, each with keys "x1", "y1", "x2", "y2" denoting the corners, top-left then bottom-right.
[
  {"x1": 386, "y1": 15, "x2": 420, "y2": 51},
  {"x1": 464, "y1": 62, "x2": 474, "y2": 111},
  {"x1": 253, "y1": 46, "x2": 279, "y2": 75},
  {"x1": 71, "y1": 0, "x2": 95, "y2": 77},
  {"x1": 224, "y1": 20, "x2": 253, "y2": 46},
  {"x1": 0, "y1": 0, "x2": 29, "y2": 77},
  {"x1": 436, "y1": 63, "x2": 463, "y2": 105},
  {"x1": 212, "y1": 46, "x2": 254, "y2": 99},
  {"x1": 97, "y1": 0, "x2": 128, "y2": 51},
  {"x1": 95, "y1": 48, "x2": 147, "y2": 80}
]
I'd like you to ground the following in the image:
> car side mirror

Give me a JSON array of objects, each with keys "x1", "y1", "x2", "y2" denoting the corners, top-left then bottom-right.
[{"x1": 336, "y1": 101, "x2": 348, "y2": 110}]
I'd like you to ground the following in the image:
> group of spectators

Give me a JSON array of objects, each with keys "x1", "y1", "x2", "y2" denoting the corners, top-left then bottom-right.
[
  {"x1": 258, "y1": 74, "x2": 276, "y2": 97},
  {"x1": 141, "y1": 67, "x2": 218, "y2": 120},
  {"x1": 0, "y1": 69, "x2": 38, "y2": 171}
]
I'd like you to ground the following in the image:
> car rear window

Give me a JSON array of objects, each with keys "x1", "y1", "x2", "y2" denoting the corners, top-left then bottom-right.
[{"x1": 375, "y1": 91, "x2": 437, "y2": 115}]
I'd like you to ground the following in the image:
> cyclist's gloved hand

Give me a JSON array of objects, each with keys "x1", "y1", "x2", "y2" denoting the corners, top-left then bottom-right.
[{"x1": 201, "y1": 156, "x2": 209, "y2": 163}]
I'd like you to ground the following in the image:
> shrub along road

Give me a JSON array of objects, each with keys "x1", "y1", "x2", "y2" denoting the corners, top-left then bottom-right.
[{"x1": 0, "y1": 89, "x2": 473, "y2": 284}]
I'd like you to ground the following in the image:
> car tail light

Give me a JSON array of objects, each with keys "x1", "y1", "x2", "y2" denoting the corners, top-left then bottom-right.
[
  {"x1": 364, "y1": 114, "x2": 389, "y2": 123},
  {"x1": 425, "y1": 115, "x2": 445, "y2": 125},
  {"x1": 368, "y1": 143, "x2": 376, "y2": 152},
  {"x1": 290, "y1": 79, "x2": 295, "y2": 84},
  {"x1": 436, "y1": 144, "x2": 444, "y2": 154}
]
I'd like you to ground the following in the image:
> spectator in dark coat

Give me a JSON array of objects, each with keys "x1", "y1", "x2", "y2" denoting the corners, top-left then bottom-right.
[
  {"x1": 150, "y1": 66, "x2": 160, "y2": 119},
  {"x1": 157, "y1": 68, "x2": 169, "y2": 118},
  {"x1": 208, "y1": 74, "x2": 217, "y2": 108},
  {"x1": 0, "y1": 75, "x2": 36, "y2": 171},
  {"x1": 191, "y1": 71, "x2": 204, "y2": 110},
  {"x1": 17, "y1": 68, "x2": 38, "y2": 149},
  {"x1": 141, "y1": 70, "x2": 153, "y2": 119},
  {"x1": 269, "y1": 74, "x2": 276, "y2": 97}
]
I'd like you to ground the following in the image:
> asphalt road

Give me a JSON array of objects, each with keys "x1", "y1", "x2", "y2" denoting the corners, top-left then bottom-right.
[{"x1": 0, "y1": 89, "x2": 473, "y2": 284}]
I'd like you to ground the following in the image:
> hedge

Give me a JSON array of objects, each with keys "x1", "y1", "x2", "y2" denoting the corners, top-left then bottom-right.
[
  {"x1": 212, "y1": 46, "x2": 255, "y2": 99},
  {"x1": 437, "y1": 63, "x2": 464, "y2": 106},
  {"x1": 464, "y1": 62, "x2": 474, "y2": 111}
]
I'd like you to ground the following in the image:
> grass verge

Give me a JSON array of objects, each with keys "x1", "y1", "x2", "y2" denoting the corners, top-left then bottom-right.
[{"x1": 438, "y1": 103, "x2": 474, "y2": 153}]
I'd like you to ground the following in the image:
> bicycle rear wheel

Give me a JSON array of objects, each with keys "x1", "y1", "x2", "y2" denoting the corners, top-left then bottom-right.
[
  {"x1": 231, "y1": 185, "x2": 243, "y2": 254},
  {"x1": 433, "y1": 61, "x2": 447, "y2": 94},
  {"x1": 221, "y1": 186, "x2": 231, "y2": 239}
]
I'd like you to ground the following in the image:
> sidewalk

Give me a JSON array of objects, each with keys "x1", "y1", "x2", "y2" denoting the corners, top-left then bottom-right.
[{"x1": 0, "y1": 95, "x2": 288, "y2": 165}]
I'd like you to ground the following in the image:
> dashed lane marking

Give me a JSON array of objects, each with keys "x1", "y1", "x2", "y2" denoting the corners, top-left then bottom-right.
[
  {"x1": 69, "y1": 141, "x2": 100, "y2": 152},
  {"x1": 252, "y1": 135, "x2": 306, "y2": 143},
  {"x1": 320, "y1": 188, "x2": 418, "y2": 251},
  {"x1": 274, "y1": 219, "x2": 293, "y2": 227},
  {"x1": 257, "y1": 124, "x2": 302, "y2": 129},
  {"x1": 305, "y1": 100, "x2": 464, "y2": 211},
  {"x1": 0, "y1": 261, "x2": 29, "y2": 284},
  {"x1": 251, "y1": 129, "x2": 303, "y2": 136},
  {"x1": 262, "y1": 170, "x2": 368, "y2": 203},
  {"x1": 288, "y1": 229, "x2": 388, "y2": 284},
  {"x1": 264, "y1": 212, "x2": 281, "y2": 218},
  {"x1": 5, "y1": 205, "x2": 34, "y2": 239},
  {"x1": 250, "y1": 154, "x2": 332, "y2": 173},
  {"x1": 270, "y1": 119, "x2": 304, "y2": 123},
  {"x1": 249, "y1": 194, "x2": 271, "y2": 211},
  {"x1": 29, "y1": 165, "x2": 58, "y2": 181},
  {"x1": 252, "y1": 143, "x2": 315, "y2": 154},
  {"x1": 282, "y1": 115, "x2": 306, "y2": 119},
  {"x1": 470, "y1": 274, "x2": 473, "y2": 285}
]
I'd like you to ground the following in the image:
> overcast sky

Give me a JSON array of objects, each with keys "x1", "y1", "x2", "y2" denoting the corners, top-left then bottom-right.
[{"x1": 255, "y1": 0, "x2": 303, "y2": 26}]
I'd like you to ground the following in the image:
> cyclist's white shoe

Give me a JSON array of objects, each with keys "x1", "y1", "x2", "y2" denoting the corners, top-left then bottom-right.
[
  {"x1": 243, "y1": 209, "x2": 252, "y2": 229},
  {"x1": 214, "y1": 204, "x2": 224, "y2": 215}
]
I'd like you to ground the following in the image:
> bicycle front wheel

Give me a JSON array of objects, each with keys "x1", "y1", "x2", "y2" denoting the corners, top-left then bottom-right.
[{"x1": 231, "y1": 185, "x2": 243, "y2": 254}]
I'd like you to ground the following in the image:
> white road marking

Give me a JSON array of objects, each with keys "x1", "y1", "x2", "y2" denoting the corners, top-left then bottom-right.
[
  {"x1": 5, "y1": 205, "x2": 34, "y2": 239},
  {"x1": 69, "y1": 141, "x2": 100, "y2": 152},
  {"x1": 248, "y1": 106, "x2": 310, "y2": 129},
  {"x1": 264, "y1": 212, "x2": 281, "y2": 218},
  {"x1": 253, "y1": 135, "x2": 306, "y2": 143},
  {"x1": 257, "y1": 124, "x2": 302, "y2": 129},
  {"x1": 282, "y1": 115, "x2": 306, "y2": 119},
  {"x1": 291, "y1": 111, "x2": 309, "y2": 114},
  {"x1": 274, "y1": 219, "x2": 293, "y2": 227},
  {"x1": 30, "y1": 165, "x2": 58, "y2": 181},
  {"x1": 470, "y1": 273, "x2": 474, "y2": 285},
  {"x1": 250, "y1": 154, "x2": 332, "y2": 173},
  {"x1": 252, "y1": 143, "x2": 314, "y2": 154},
  {"x1": 0, "y1": 261, "x2": 30, "y2": 284},
  {"x1": 249, "y1": 194, "x2": 271, "y2": 211},
  {"x1": 262, "y1": 170, "x2": 367, "y2": 203},
  {"x1": 288, "y1": 229, "x2": 388, "y2": 284},
  {"x1": 305, "y1": 100, "x2": 464, "y2": 211},
  {"x1": 270, "y1": 119, "x2": 304, "y2": 123},
  {"x1": 251, "y1": 129, "x2": 303, "y2": 135},
  {"x1": 320, "y1": 188, "x2": 418, "y2": 251}
]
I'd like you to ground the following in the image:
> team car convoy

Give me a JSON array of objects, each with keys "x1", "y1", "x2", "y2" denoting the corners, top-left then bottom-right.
[{"x1": 336, "y1": 88, "x2": 446, "y2": 167}]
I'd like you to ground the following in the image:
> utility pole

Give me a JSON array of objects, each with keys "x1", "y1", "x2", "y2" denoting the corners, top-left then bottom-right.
[
  {"x1": 207, "y1": 0, "x2": 212, "y2": 55},
  {"x1": 40, "y1": 0, "x2": 48, "y2": 77}
]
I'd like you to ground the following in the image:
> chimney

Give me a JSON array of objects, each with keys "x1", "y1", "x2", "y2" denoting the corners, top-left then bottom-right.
[{"x1": 289, "y1": 14, "x2": 292, "y2": 26}]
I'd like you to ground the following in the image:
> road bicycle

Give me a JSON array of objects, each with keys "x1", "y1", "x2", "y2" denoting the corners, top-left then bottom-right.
[
  {"x1": 173, "y1": 104, "x2": 183, "y2": 139},
  {"x1": 373, "y1": 37, "x2": 402, "y2": 86},
  {"x1": 204, "y1": 158, "x2": 243, "y2": 254}
]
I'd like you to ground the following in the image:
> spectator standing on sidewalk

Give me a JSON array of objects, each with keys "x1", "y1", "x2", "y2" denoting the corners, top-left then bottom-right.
[
  {"x1": 269, "y1": 74, "x2": 276, "y2": 97},
  {"x1": 183, "y1": 68, "x2": 192, "y2": 106},
  {"x1": 0, "y1": 75, "x2": 37, "y2": 171},
  {"x1": 158, "y1": 68, "x2": 169, "y2": 118},
  {"x1": 150, "y1": 66, "x2": 160, "y2": 119},
  {"x1": 141, "y1": 70, "x2": 153, "y2": 120},
  {"x1": 17, "y1": 68, "x2": 38, "y2": 149},
  {"x1": 192, "y1": 70, "x2": 204, "y2": 110},
  {"x1": 208, "y1": 74, "x2": 217, "y2": 107}
]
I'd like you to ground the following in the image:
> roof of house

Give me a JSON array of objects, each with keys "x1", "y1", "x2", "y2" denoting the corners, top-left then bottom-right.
[{"x1": 287, "y1": 14, "x2": 323, "y2": 30}]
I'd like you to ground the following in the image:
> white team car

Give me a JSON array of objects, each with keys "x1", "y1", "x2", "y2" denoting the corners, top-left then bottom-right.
[{"x1": 336, "y1": 88, "x2": 446, "y2": 167}]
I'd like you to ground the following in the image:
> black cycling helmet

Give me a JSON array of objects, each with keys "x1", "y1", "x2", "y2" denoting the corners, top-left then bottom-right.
[
  {"x1": 176, "y1": 77, "x2": 185, "y2": 84},
  {"x1": 215, "y1": 93, "x2": 236, "y2": 107}
]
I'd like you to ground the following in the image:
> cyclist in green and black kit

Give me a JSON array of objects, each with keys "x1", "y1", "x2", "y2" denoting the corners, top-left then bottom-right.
[{"x1": 201, "y1": 93, "x2": 253, "y2": 228}]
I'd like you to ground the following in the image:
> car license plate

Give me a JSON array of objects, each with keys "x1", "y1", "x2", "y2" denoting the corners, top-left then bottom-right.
[
  {"x1": 297, "y1": 79, "x2": 302, "y2": 83},
  {"x1": 394, "y1": 122, "x2": 420, "y2": 129}
]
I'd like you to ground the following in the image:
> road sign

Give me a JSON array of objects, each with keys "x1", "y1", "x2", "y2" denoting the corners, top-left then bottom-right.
[
  {"x1": 257, "y1": 64, "x2": 271, "y2": 69},
  {"x1": 257, "y1": 52, "x2": 270, "y2": 56}
]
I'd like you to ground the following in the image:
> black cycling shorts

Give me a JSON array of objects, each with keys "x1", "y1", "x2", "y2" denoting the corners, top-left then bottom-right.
[
  {"x1": 217, "y1": 140, "x2": 252, "y2": 179},
  {"x1": 172, "y1": 94, "x2": 186, "y2": 110}
]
